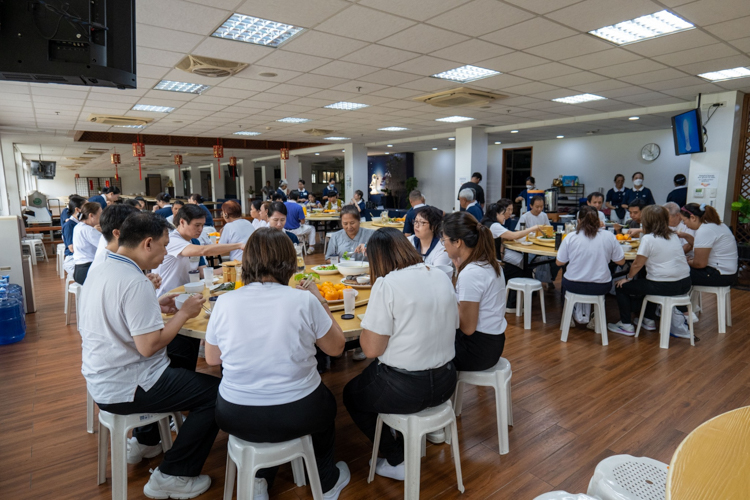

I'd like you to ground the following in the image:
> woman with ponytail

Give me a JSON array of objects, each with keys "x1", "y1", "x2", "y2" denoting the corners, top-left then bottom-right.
[
  {"x1": 442, "y1": 212, "x2": 507, "y2": 372},
  {"x1": 680, "y1": 203, "x2": 738, "y2": 286}
]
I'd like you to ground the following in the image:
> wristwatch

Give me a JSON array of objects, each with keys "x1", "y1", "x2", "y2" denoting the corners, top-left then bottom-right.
[{"x1": 319, "y1": 298, "x2": 328, "y2": 306}]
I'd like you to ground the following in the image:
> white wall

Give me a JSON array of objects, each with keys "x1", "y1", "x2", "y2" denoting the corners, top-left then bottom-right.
[
  {"x1": 35, "y1": 168, "x2": 147, "y2": 199},
  {"x1": 414, "y1": 149, "x2": 458, "y2": 212}
]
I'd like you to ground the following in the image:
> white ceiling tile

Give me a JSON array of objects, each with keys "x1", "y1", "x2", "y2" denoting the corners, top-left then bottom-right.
[
  {"x1": 481, "y1": 18, "x2": 577, "y2": 50},
  {"x1": 315, "y1": 6, "x2": 416, "y2": 42},
  {"x1": 569, "y1": 78, "x2": 633, "y2": 93},
  {"x1": 715, "y1": 79, "x2": 750, "y2": 92},
  {"x1": 661, "y1": 83, "x2": 726, "y2": 97},
  {"x1": 190, "y1": 37, "x2": 275, "y2": 65},
  {"x1": 428, "y1": 0, "x2": 535, "y2": 37},
  {"x1": 136, "y1": 64, "x2": 171, "y2": 80},
  {"x1": 378, "y1": 24, "x2": 469, "y2": 54},
  {"x1": 390, "y1": 56, "x2": 459, "y2": 76},
  {"x1": 370, "y1": 87, "x2": 423, "y2": 99},
  {"x1": 543, "y1": 71, "x2": 609, "y2": 87},
  {"x1": 284, "y1": 74, "x2": 349, "y2": 89},
  {"x1": 653, "y1": 43, "x2": 740, "y2": 67},
  {"x1": 138, "y1": 0, "x2": 230, "y2": 35},
  {"x1": 265, "y1": 84, "x2": 321, "y2": 97},
  {"x1": 136, "y1": 48, "x2": 186, "y2": 68},
  {"x1": 503, "y1": 0, "x2": 583, "y2": 14},
  {"x1": 476, "y1": 52, "x2": 549, "y2": 73},
  {"x1": 256, "y1": 50, "x2": 331, "y2": 72},
  {"x1": 192, "y1": 95, "x2": 241, "y2": 106},
  {"x1": 136, "y1": 24, "x2": 204, "y2": 53},
  {"x1": 32, "y1": 95, "x2": 85, "y2": 105},
  {"x1": 359, "y1": 0, "x2": 470, "y2": 21},
  {"x1": 233, "y1": 66, "x2": 303, "y2": 83},
  {"x1": 202, "y1": 87, "x2": 258, "y2": 99},
  {"x1": 358, "y1": 69, "x2": 424, "y2": 86},
  {"x1": 280, "y1": 30, "x2": 369, "y2": 58},
  {"x1": 640, "y1": 76, "x2": 706, "y2": 91},
  {"x1": 525, "y1": 34, "x2": 613, "y2": 60},
  {"x1": 705, "y1": 16, "x2": 750, "y2": 41},
  {"x1": 494, "y1": 81, "x2": 560, "y2": 95},
  {"x1": 561, "y1": 49, "x2": 643, "y2": 70},
  {"x1": 618, "y1": 68, "x2": 689, "y2": 85},
  {"x1": 730, "y1": 36, "x2": 750, "y2": 53},
  {"x1": 676, "y1": 54, "x2": 750, "y2": 75},
  {"x1": 30, "y1": 87, "x2": 89, "y2": 99},
  {"x1": 429, "y1": 40, "x2": 513, "y2": 64},
  {"x1": 345, "y1": 95, "x2": 394, "y2": 106},
  {"x1": 310, "y1": 61, "x2": 380, "y2": 79},
  {"x1": 328, "y1": 80, "x2": 389, "y2": 94},
  {"x1": 235, "y1": 0, "x2": 350, "y2": 27},
  {"x1": 624, "y1": 29, "x2": 721, "y2": 57},
  {"x1": 398, "y1": 77, "x2": 459, "y2": 92},
  {"x1": 290, "y1": 97, "x2": 344, "y2": 107},
  {"x1": 512, "y1": 62, "x2": 581, "y2": 81},
  {"x1": 595, "y1": 59, "x2": 667, "y2": 78},
  {"x1": 307, "y1": 89, "x2": 368, "y2": 101},
  {"x1": 545, "y1": 0, "x2": 662, "y2": 32},
  {"x1": 674, "y1": 0, "x2": 750, "y2": 26},
  {"x1": 218, "y1": 78, "x2": 279, "y2": 92},
  {"x1": 341, "y1": 45, "x2": 420, "y2": 68}
]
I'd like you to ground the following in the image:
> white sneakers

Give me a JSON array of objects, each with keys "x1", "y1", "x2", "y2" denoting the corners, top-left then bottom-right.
[
  {"x1": 143, "y1": 468, "x2": 211, "y2": 499},
  {"x1": 607, "y1": 321, "x2": 635, "y2": 336},
  {"x1": 374, "y1": 458, "x2": 405, "y2": 481},
  {"x1": 127, "y1": 436, "x2": 163, "y2": 464},
  {"x1": 640, "y1": 318, "x2": 657, "y2": 331},
  {"x1": 352, "y1": 348, "x2": 367, "y2": 361},
  {"x1": 253, "y1": 478, "x2": 269, "y2": 500},
  {"x1": 323, "y1": 462, "x2": 351, "y2": 500},
  {"x1": 426, "y1": 429, "x2": 446, "y2": 444}
]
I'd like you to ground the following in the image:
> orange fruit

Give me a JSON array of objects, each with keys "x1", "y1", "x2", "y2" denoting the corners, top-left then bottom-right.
[{"x1": 325, "y1": 291, "x2": 338, "y2": 301}]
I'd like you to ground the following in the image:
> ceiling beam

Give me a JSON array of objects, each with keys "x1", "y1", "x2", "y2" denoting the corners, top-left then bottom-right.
[{"x1": 73, "y1": 131, "x2": 324, "y2": 150}]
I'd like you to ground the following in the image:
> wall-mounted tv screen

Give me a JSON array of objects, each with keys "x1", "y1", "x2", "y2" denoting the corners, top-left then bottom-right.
[
  {"x1": 30, "y1": 161, "x2": 56, "y2": 179},
  {"x1": 671, "y1": 109, "x2": 705, "y2": 155}
]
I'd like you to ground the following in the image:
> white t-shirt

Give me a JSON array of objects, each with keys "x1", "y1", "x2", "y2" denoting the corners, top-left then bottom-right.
[
  {"x1": 72, "y1": 223, "x2": 102, "y2": 264},
  {"x1": 166, "y1": 214, "x2": 175, "y2": 225},
  {"x1": 599, "y1": 211, "x2": 606, "y2": 223},
  {"x1": 693, "y1": 223, "x2": 738, "y2": 275},
  {"x1": 456, "y1": 262, "x2": 507, "y2": 335},
  {"x1": 671, "y1": 221, "x2": 695, "y2": 258},
  {"x1": 490, "y1": 223, "x2": 523, "y2": 267},
  {"x1": 221, "y1": 219, "x2": 254, "y2": 262},
  {"x1": 362, "y1": 263, "x2": 457, "y2": 371},
  {"x1": 408, "y1": 235, "x2": 451, "y2": 267},
  {"x1": 518, "y1": 211, "x2": 549, "y2": 228},
  {"x1": 557, "y1": 229, "x2": 624, "y2": 283},
  {"x1": 154, "y1": 230, "x2": 193, "y2": 296},
  {"x1": 252, "y1": 219, "x2": 269, "y2": 229},
  {"x1": 637, "y1": 234, "x2": 690, "y2": 281},
  {"x1": 90, "y1": 236, "x2": 109, "y2": 271},
  {"x1": 80, "y1": 253, "x2": 168, "y2": 404},
  {"x1": 205, "y1": 282, "x2": 331, "y2": 406}
]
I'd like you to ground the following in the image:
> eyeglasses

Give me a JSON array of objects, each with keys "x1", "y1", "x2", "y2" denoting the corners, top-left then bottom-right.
[{"x1": 413, "y1": 220, "x2": 429, "y2": 227}]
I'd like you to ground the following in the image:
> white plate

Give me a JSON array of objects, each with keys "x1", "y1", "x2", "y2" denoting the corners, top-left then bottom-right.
[
  {"x1": 311, "y1": 265, "x2": 340, "y2": 275},
  {"x1": 340, "y1": 278, "x2": 371, "y2": 289},
  {"x1": 324, "y1": 288, "x2": 359, "y2": 304},
  {"x1": 519, "y1": 240, "x2": 534, "y2": 246}
]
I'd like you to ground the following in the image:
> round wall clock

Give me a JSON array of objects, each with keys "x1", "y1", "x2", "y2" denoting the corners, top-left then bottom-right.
[{"x1": 641, "y1": 143, "x2": 660, "y2": 161}]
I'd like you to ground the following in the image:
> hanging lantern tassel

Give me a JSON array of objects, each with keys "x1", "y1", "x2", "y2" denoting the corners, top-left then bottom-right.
[
  {"x1": 110, "y1": 152, "x2": 121, "y2": 180},
  {"x1": 213, "y1": 143, "x2": 224, "y2": 180},
  {"x1": 174, "y1": 154, "x2": 183, "y2": 181},
  {"x1": 229, "y1": 156, "x2": 237, "y2": 179},
  {"x1": 132, "y1": 141, "x2": 146, "y2": 180}
]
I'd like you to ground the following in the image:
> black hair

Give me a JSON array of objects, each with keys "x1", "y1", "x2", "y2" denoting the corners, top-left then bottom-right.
[
  {"x1": 252, "y1": 199, "x2": 263, "y2": 211},
  {"x1": 173, "y1": 199, "x2": 185, "y2": 207},
  {"x1": 124, "y1": 199, "x2": 141, "y2": 208},
  {"x1": 102, "y1": 186, "x2": 121, "y2": 195},
  {"x1": 681, "y1": 203, "x2": 722, "y2": 225},
  {"x1": 134, "y1": 196, "x2": 145, "y2": 202},
  {"x1": 267, "y1": 201, "x2": 287, "y2": 217},
  {"x1": 118, "y1": 213, "x2": 170, "y2": 249},
  {"x1": 632, "y1": 171, "x2": 644, "y2": 180},
  {"x1": 189, "y1": 193, "x2": 204, "y2": 204},
  {"x1": 530, "y1": 195, "x2": 545, "y2": 206},
  {"x1": 298, "y1": 179, "x2": 305, "y2": 185},
  {"x1": 355, "y1": 189, "x2": 364, "y2": 198},
  {"x1": 614, "y1": 174, "x2": 625, "y2": 182},
  {"x1": 156, "y1": 192, "x2": 171, "y2": 203},
  {"x1": 174, "y1": 204, "x2": 206, "y2": 226},
  {"x1": 67, "y1": 196, "x2": 85, "y2": 213},
  {"x1": 272, "y1": 192, "x2": 284, "y2": 201},
  {"x1": 443, "y1": 212, "x2": 502, "y2": 280},
  {"x1": 576, "y1": 206, "x2": 600, "y2": 238},
  {"x1": 674, "y1": 174, "x2": 686, "y2": 186},
  {"x1": 100, "y1": 204, "x2": 139, "y2": 243},
  {"x1": 471, "y1": 172, "x2": 482, "y2": 182},
  {"x1": 414, "y1": 206, "x2": 443, "y2": 234},
  {"x1": 288, "y1": 191, "x2": 299, "y2": 201},
  {"x1": 629, "y1": 198, "x2": 647, "y2": 210},
  {"x1": 526, "y1": 176, "x2": 535, "y2": 184},
  {"x1": 587, "y1": 192, "x2": 604, "y2": 202}
]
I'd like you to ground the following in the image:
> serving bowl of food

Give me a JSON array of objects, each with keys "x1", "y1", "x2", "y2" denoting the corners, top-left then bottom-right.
[{"x1": 337, "y1": 261, "x2": 370, "y2": 276}]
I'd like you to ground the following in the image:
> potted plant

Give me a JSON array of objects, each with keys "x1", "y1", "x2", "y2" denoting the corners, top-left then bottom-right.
[
  {"x1": 405, "y1": 177, "x2": 418, "y2": 208},
  {"x1": 731, "y1": 196, "x2": 750, "y2": 260}
]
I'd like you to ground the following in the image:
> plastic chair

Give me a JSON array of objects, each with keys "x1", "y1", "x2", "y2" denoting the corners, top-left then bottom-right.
[
  {"x1": 533, "y1": 493, "x2": 598, "y2": 500},
  {"x1": 323, "y1": 232, "x2": 336, "y2": 256},
  {"x1": 87, "y1": 390, "x2": 96, "y2": 434},
  {"x1": 368, "y1": 401, "x2": 464, "y2": 500},
  {"x1": 20, "y1": 241, "x2": 37, "y2": 265},
  {"x1": 56, "y1": 244, "x2": 65, "y2": 279},
  {"x1": 23, "y1": 238, "x2": 48, "y2": 264},
  {"x1": 97, "y1": 410, "x2": 181, "y2": 500},
  {"x1": 505, "y1": 278, "x2": 546, "y2": 330},
  {"x1": 587, "y1": 454, "x2": 668, "y2": 500},
  {"x1": 560, "y1": 293, "x2": 608, "y2": 345},
  {"x1": 634, "y1": 295, "x2": 694, "y2": 349},
  {"x1": 65, "y1": 282, "x2": 81, "y2": 326},
  {"x1": 223, "y1": 434, "x2": 321, "y2": 500},
  {"x1": 63, "y1": 274, "x2": 74, "y2": 312},
  {"x1": 690, "y1": 286, "x2": 731, "y2": 334},
  {"x1": 453, "y1": 357, "x2": 512, "y2": 455}
]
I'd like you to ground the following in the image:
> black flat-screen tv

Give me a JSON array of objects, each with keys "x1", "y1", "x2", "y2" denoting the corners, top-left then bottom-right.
[
  {"x1": 0, "y1": 0, "x2": 136, "y2": 89},
  {"x1": 671, "y1": 109, "x2": 705, "y2": 155},
  {"x1": 30, "y1": 160, "x2": 56, "y2": 179}
]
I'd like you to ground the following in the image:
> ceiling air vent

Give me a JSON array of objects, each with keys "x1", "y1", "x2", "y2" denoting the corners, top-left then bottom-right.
[
  {"x1": 175, "y1": 55, "x2": 248, "y2": 78},
  {"x1": 414, "y1": 87, "x2": 506, "y2": 108},
  {"x1": 303, "y1": 129, "x2": 335, "y2": 137},
  {"x1": 87, "y1": 114, "x2": 153, "y2": 126}
]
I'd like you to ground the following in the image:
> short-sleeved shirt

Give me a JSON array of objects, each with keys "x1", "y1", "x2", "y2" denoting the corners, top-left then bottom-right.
[
  {"x1": 298, "y1": 189, "x2": 309, "y2": 199},
  {"x1": 199, "y1": 204, "x2": 214, "y2": 227},
  {"x1": 154, "y1": 205, "x2": 173, "y2": 218},
  {"x1": 489, "y1": 223, "x2": 523, "y2": 267},
  {"x1": 325, "y1": 227, "x2": 374, "y2": 260},
  {"x1": 88, "y1": 195, "x2": 107, "y2": 210},
  {"x1": 693, "y1": 223, "x2": 738, "y2": 275},
  {"x1": 252, "y1": 219, "x2": 269, "y2": 229},
  {"x1": 666, "y1": 187, "x2": 687, "y2": 208},
  {"x1": 624, "y1": 187, "x2": 655, "y2": 206},
  {"x1": 518, "y1": 210, "x2": 549, "y2": 228},
  {"x1": 606, "y1": 187, "x2": 629, "y2": 219},
  {"x1": 80, "y1": 253, "x2": 168, "y2": 404},
  {"x1": 671, "y1": 222, "x2": 695, "y2": 258},
  {"x1": 90, "y1": 235, "x2": 108, "y2": 271},
  {"x1": 221, "y1": 219, "x2": 254, "y2": 262},
  {"x1": 637, "y1": 234, "x2": 690, "y2": 281},
  {"x1": 322, "y1": 185, "x2": 338, "y2": 198},
  {"x1": 457, "y1": 181, "x2": 484, "y2": 206},
  {"x1": 402, "y1": 203, "x2": 425, "y2": 234},
  {"x1": 466, "y1": 202, "x2": 483, "y2": 222},
  {"x1": 154, "y1": 229, "x2": 193, "y2": 296},
  {"x1": 284, "y1": 201, "x2": 306, "y2": 230},
  {"x1": 206, "y1": 282, "x2": 331, "y2": 406},
  {"x1": 362, "y1": 264, "x2": 458, "y2": 371},
  {"x1": 72, "y1": 223, "x2": 102, "y2": 264},
  {"x1": 62, "y1": 217, "x2": 77, "y2": 256},
  {"x1": 409, "y1": 235, "x2": 451, "y2": 267},
  {"x1": 556, "y1": 229, "x2": 624, "y2": 283},
  {"x1": 456, "y1": 262, "x2": 507, "y2": 335}
]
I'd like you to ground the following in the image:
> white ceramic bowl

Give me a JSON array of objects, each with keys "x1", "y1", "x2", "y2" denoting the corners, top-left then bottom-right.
[
  {"x1": 337, "y1": 261, "x2": 370, "y2": 276},
  {"x1": 184, "y1": 282, "x2": 205, "y2": 294},
  {"x1": 174, "y1": 294, "x2": 191, "y2": 310},
  {"x1": 356, "y1": 276, "x2": 370, "y2": 284}
]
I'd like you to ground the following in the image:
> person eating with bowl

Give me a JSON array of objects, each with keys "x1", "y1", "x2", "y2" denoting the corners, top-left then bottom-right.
[
  {"x1": 408, "y1": 206, "x2": 451, "y2": 267},
  {"x1": 324, "y1": 192, "x2": 344, "y2": 211},
  {"x1": 325, "y1": 205, "x2": 374, "y2": 263}
]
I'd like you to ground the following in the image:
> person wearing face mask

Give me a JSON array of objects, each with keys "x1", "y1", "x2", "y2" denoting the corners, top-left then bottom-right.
[
  {"x1": 605, "y1": 174, "x2": 630, "y2": 224},
  {"x1": 322, "y1": 178, "x2": 338, "y2": 203},
  {"x1": 623, "y1": 172, "x2": 655, "y2": 208},
  {"x1": 514, "y1": 176, "x2": 537, "y2": 206}
]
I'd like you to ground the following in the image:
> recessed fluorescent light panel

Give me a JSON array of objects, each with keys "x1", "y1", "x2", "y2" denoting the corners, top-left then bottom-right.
[
  {"x1": 114, "y1": 125, "x2": 144, "y2": 129},
  {"x1": 387, "y1": 144, "x2": 393, "y2": 147},
  {"x1": 324, "y1": 137, "x2": 350, "y2": 140},
  {"x1": 212, "y1": 14, "x2": 303, "y2": 47},
  {"x1": 233, "y1": 131, "x2": 261, "y2": 136},
  {"x1": 510, "y1": 130, "x2": 519, "y2": 133},
  {"x1": 154, "y1": 80, "x2": 209, "y2": 94},
  {"x1": 432, "y1": 147, "x2": 438, "y2": 150},
  {"x1": 378, "y1": 127, "x2": 408, "y2": 131},
  {"x1": 552, "y1": 94, "x2": 607, "y2": 104},
  {"x1": 432, "y1": 65, "x2": 500, "y2": 83},
  {"x1": 324, "y1": 102, "x2": 369, "y2": 110},
  {"x1": 448, "y1": 137, "x2": 455, "y2": 141},
  {"x1": 277, "y1": 117, "x2": 310, "y2": 123},
  {"x1": 698, "y1": 67, "x2": 750, "y2": 82},
  {"x1": 629, "y1": 116, "x2": 640, "y2": 120},
  {"x1": 435, "y1": 116, "x2": 474, "y2": 123},
  {"x1": 131, "y1": 104, "x2": 174, "y2": 113},
  {"x1": 588, "y1": 10, "x2": 694, "y2": 45},
  {"x1": 557, "y1": 135, "x2": 564, "y2": 139},
  {"x1": 494, "y1": 141, "x2": 501, "y2": 144}
]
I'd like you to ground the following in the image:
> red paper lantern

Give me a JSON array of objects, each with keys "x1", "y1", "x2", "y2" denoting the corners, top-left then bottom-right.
[
  {"x1": 132, "y1": 141, "x2": 145, "y2": 180},
  {"x1": 74, "y1": 173, "x2": 80, "y2": 179},
  {"x1": 105, "y1": 180, "x2": 110, "y2": 188},
  {"x1": 229, "y1": 156, "x2": 237, "y2": 167},
  {"x1": 174, "y1": 154, "x2": 183, "y2": 181},
  {"x1": 110, "y1": 153, "x2": 121, "y2": 180},
  {"x1": 213, "y1": 143, "x2": 223, "y2": 179},
  {"x1": 280, "y1": 148, "x2": 289, "y2": 160}
]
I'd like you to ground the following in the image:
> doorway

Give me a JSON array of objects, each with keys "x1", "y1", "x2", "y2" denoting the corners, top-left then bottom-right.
[
  {"x1": 502, "y1": 147, "x2": 533, "y2": 213},
  {"x1": 199, "y1": 170, "x2": 212, "y2": 200},
  {"x1": 182, "y1": 169, "x2": 191, "y2": 196}
]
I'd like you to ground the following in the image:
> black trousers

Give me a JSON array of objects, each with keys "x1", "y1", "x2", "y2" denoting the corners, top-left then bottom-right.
[
  {"x1": 216, "y1": 383, "x2": 340, "y2": 493},
  {"x1": 562, "y1": 277, "x2": 612, "y2": 296},
  {"x1": 73, "y1": 262, "x2": 92, "y2": 285},
  {"x1": 503, "y1": 262, "x2": 532, "y2": 308},
  {"x1": 97, "y1": 367, "x2": 220, "y2": 477},
  {"x1": 343, "y1": 360, "x2": 456, "y2": 466},
  {"x1": 615, "y1": 277, "x2": 692, "y2": 324},
  {"x1": 690, "y1": 266, "x2": 738, "y2": 287},
  {"x1": 453, "y1": 330, "x2": 505, "y2": 372}
]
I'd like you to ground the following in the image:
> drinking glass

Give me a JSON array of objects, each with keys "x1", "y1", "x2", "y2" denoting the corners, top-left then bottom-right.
[
  {"x1": 295, "y1": 244, "x2": 305, "y2": 272},
  {"x1": 343, "y1": 289, "x2": 356, "y2": 315},
  {"x1": 330, "y1": 256, "x2": 339, "y2": 265}
]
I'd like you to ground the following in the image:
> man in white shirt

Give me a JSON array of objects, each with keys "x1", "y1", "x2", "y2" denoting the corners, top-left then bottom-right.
[
  {"x1": 587, "y1": 192, "x2": 607, "y2": 226},
  {"x1": 79, "y1": 212, "x2": 219, "y2": 499},
  {"x1": 519, "y1": 195, "x2": 557, "y2": 288},
  {"x1": 664, "y1": 202, "x2": 695, "y2": 257}
]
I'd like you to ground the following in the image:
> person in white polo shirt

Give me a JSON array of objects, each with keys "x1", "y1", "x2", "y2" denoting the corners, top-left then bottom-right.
[
  {"x1": 664, "y1": 201, "x2": 694, "y2": 257},
  {"x1": 72, "y1": 201, "x2": 103, "y2": 284},
  {"x1": 79, "y1": 212, "x2": 220, "y2": 499},
  {"x1": 586, "y1": 192, "x2": 607, "y2": 225},
  {"x1": 518, "y1": 195, "x2": 558, "y2": 287},
  {"x1": 680, "y1": 203, "x2": 739, "y2": 287},
  {"x1": 218, "y1": 200, "x2": 254, "y2": 262}
]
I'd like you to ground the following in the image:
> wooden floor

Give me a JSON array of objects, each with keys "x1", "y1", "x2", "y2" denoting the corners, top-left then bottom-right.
[{"x1": 1, "y1": 255, "x2": 749, "y2": 500}]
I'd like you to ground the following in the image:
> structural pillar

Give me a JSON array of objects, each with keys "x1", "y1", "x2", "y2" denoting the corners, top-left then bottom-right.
[
  {"x1": 237, "y1": 160, "x2": 252, "y2": 214},
  {"x1": 344, "y1": 143, "x2": 368, "y2": 202},
  {"x1": 283, "y1": 156, "x2": 301, "y2": 187},
  {"x1": 455, "y1": 126, "x2": 488, "y2": 210},
  {"x1": 189, "y1": 165, "x2": 201, "y2": 196},
  {"x1": 172, "y1": 167, "x2": 184, "y2": 197}
]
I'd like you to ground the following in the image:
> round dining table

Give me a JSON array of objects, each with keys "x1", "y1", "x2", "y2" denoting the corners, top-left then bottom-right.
[
  {"x1": 666, "y1": 405, "x2": 750, "y2": 499},
  {"x1": 503, "y1": 238, "x2": 637, "y2": 272},
  {"x1": 163, "y1": 265, "x2": 369, "y2": 342}
]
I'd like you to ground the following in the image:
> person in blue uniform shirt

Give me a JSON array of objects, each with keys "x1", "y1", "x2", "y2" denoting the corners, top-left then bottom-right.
[
  {"x1": 60, "y1": 194, "x2": 85, "y2": 224},
  {"x1": 402, "y1": 190, "x2": 426, "y2": 237},
  {"x1": 349, "y1": 189, "x2": 366, "y2": 213},
  {"x1": 187, "y1": 194, "x2": 214, "y2": 227},
  {"x1": 514, "y1": 176, "x2": 536, "y2": 205},
  {"x1": 459, "y1": 188, "x2": 483, "y2": 221},
  {"x1": 62, "y1": 197, "x2": 85, "y2": 277},
  {"x1": 153, "y1": 193, "x2": 173, "y2": 218},
  {"x1": 605, "y1": 174, "x2": 630, "y2": 224},
  {"x1": 275, "y1": 181, "x2": 289, "y2": 202},
  {"x1": 623, "y1": 171, "x2": 655, "y2": 207},
  {"x1": 297, "y1": 179, "x2": 309, "y2": 199},
  {"x1": 89, "y1": 186, "x2": 120, "y2": 210},
  {"x1": 322, "y1": 178, "x2": 338, "y2": 202},
  {"x1": 457, "y1": 172, "x2": 485, "y2": 210},
  {"x1": 667, "y1": 174, "x2": 687, "y2": 207},
  {"x1": 267, "y1": 202, "x2": 299, "y2": 244}
]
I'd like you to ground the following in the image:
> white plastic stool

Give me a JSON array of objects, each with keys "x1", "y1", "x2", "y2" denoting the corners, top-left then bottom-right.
[
  {"x1": 65, "y1": 282, "x2": 81, "y2": 326},
  {"x1": 634, "y1": 295, "x2": 694, "y2": 349},
  {"x1": 63, "y1": 274, "x2": 74, "y2": 312},
  {"x1": 56, "y1": 244, "x2": 66, "y2": 279},
  {"x1": 587, "y1": 454, "x2": 667, "y2": 500},
  {"x1": 691, "y1": 286, "x2": 731, "y2": 334},
  {"x1": 368, "y1": 401, "x2": 464, "y2": 500},
  {"x1": 534, "y1": 492, "x2": 598, "y2": 500},
  {"x1": 453, "y1": 357, "x2": 512, "y2": 455},
  {"x1": 97, "y1": 410, "x2": 180, "y2": 500},
  {"x1": 505, "y1": 278, "x2": 546, "y2": 330},
  {"x1": 87, "y1": 390, "x2": 96, "y2": 433},
  {"x1": 223, "y1": 434, "x2": 322, "y2": 500},
  {"x1": 22, "y1": 238, "x2": 48, "y2": 264},
  {"x1": 560, "y1": 293, "x2": 608, "y2": 345},
  {"x1": 20, "y1": 241, "x2": 37, "y2": 265}
]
